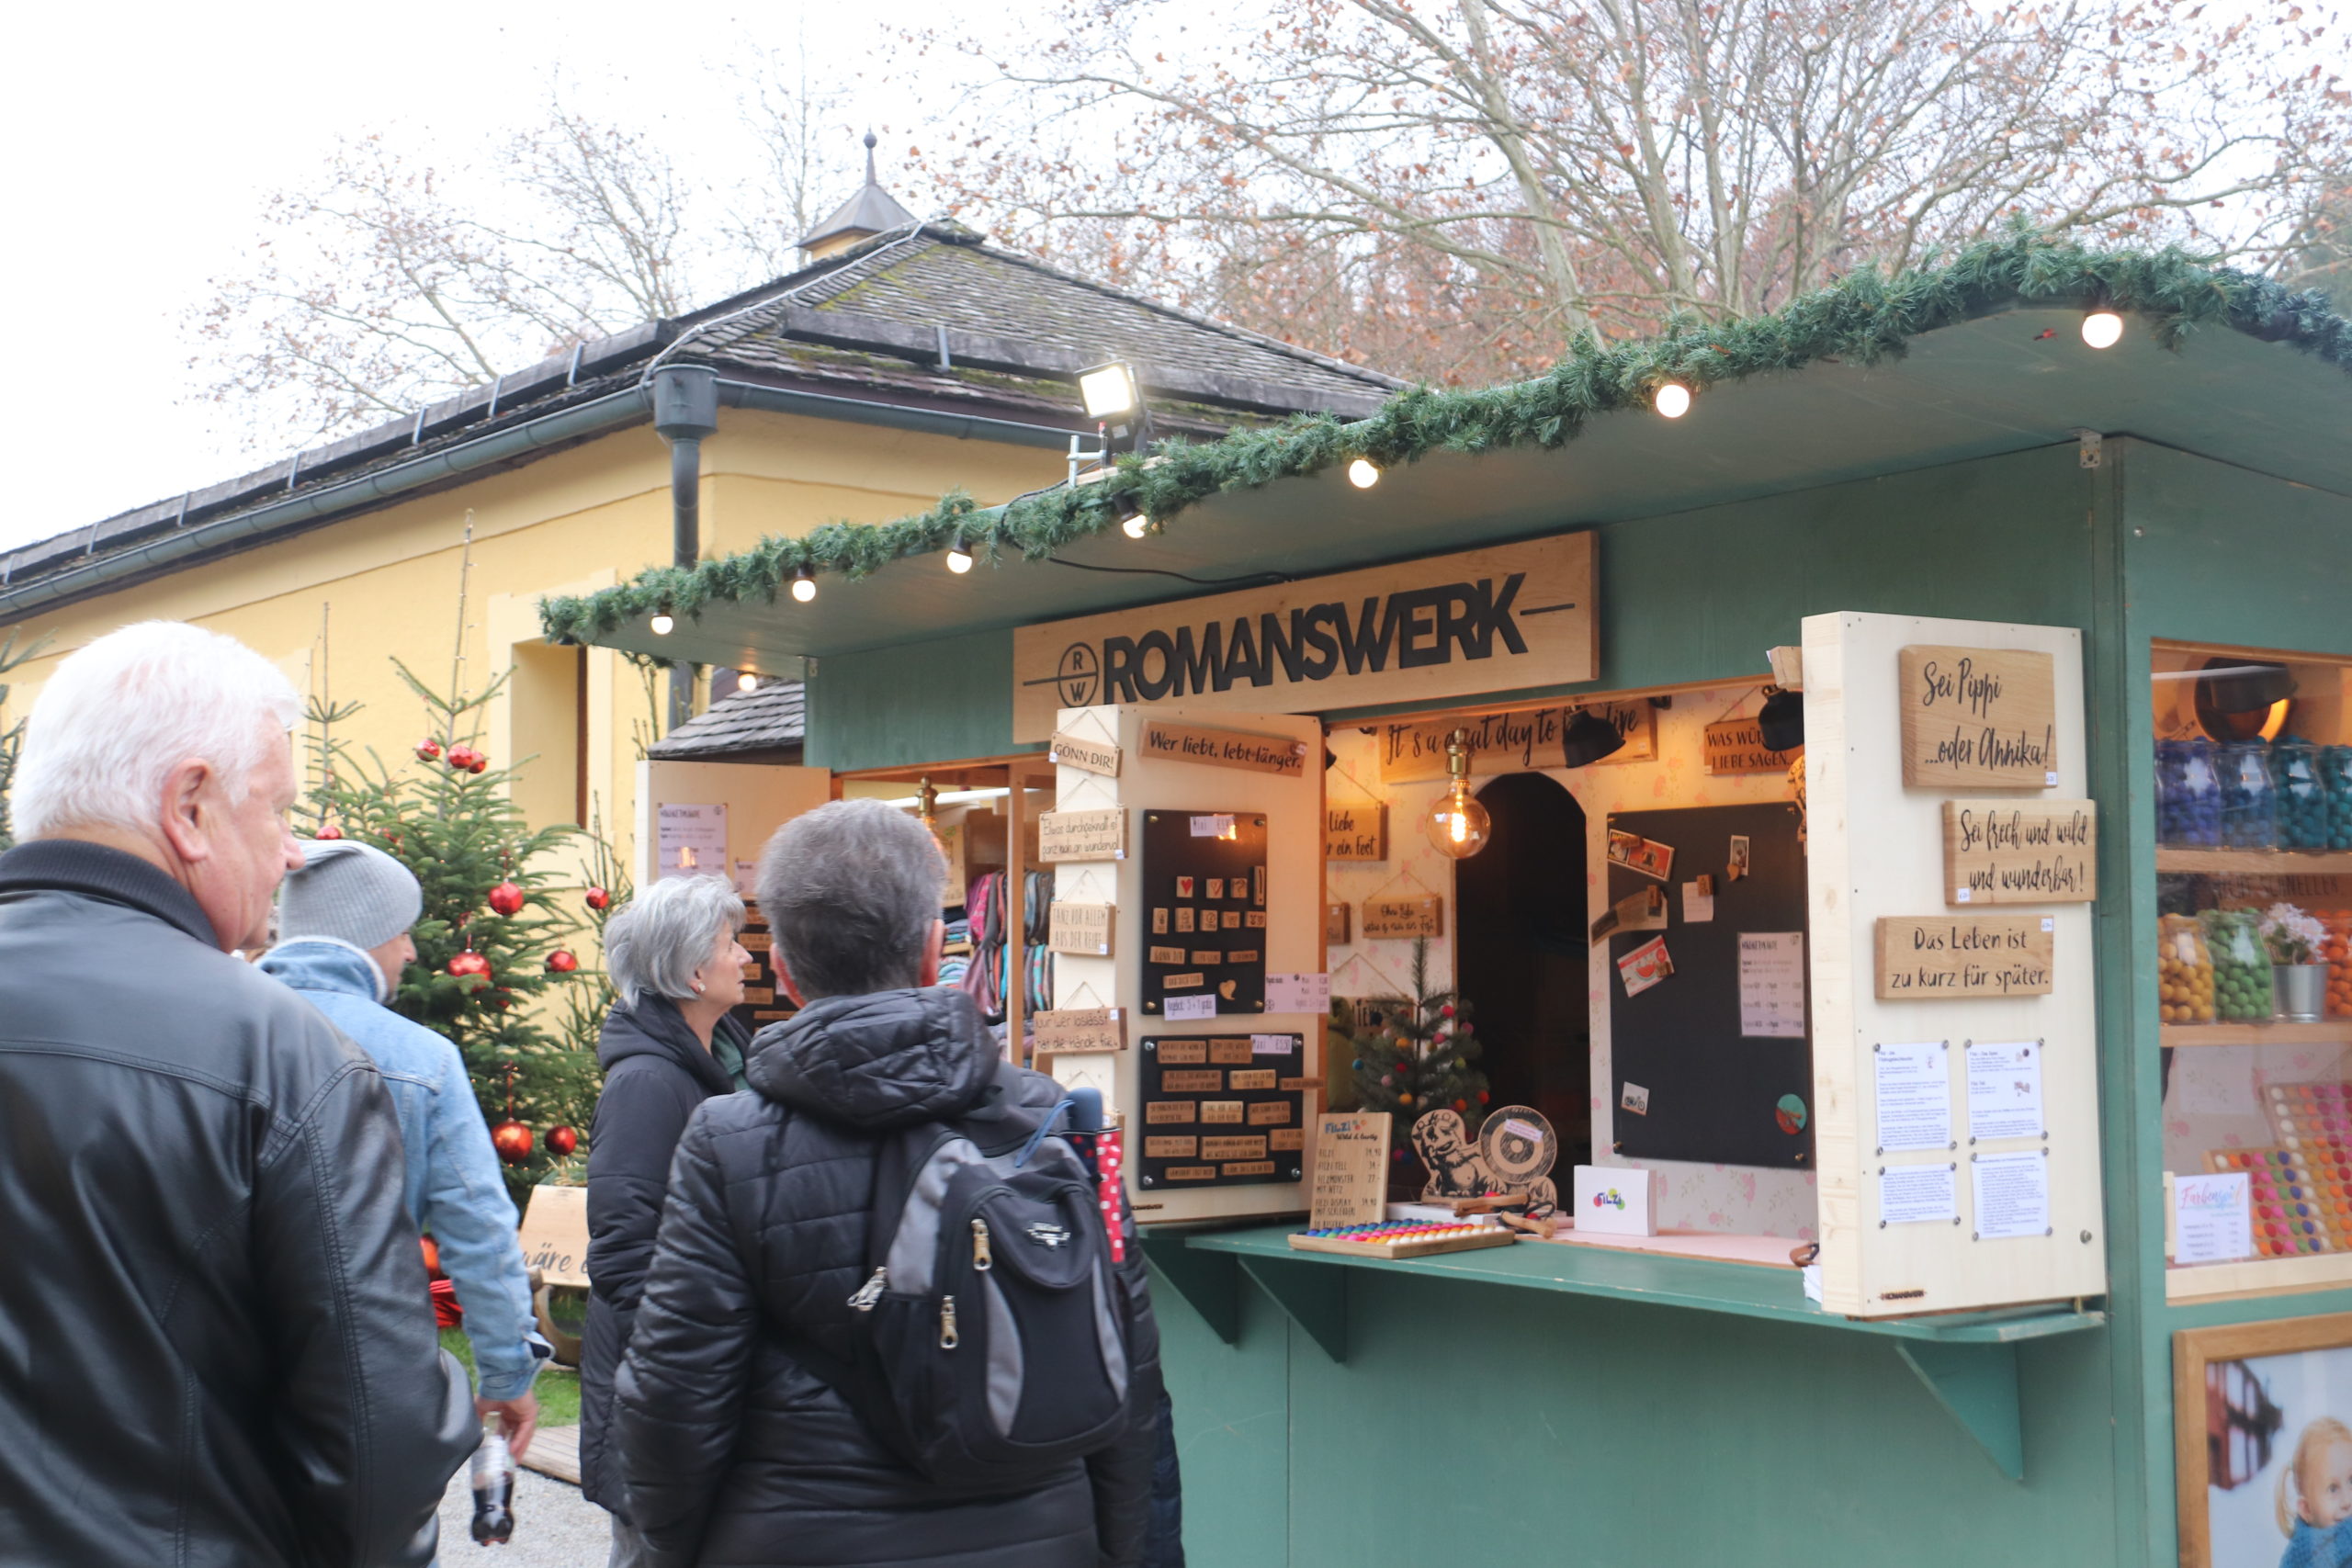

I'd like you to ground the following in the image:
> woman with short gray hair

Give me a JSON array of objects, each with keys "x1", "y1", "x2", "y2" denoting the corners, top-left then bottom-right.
[{"x1": 578, "y1": 874, "x2": 752, "y2": 1564}]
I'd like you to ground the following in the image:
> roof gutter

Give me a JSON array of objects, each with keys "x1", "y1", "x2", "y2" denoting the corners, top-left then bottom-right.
[{"x1": 712, "y1": 378, "x2": 1083, "y2": 448}]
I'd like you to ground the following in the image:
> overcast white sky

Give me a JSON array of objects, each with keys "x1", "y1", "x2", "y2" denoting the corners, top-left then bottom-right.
[{"x1": 0, "y1": 0, "x2": 972, "y2": 556}]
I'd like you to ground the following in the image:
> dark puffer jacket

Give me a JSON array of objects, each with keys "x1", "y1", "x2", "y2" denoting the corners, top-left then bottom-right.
[
  {"x1": 614, "y1": 987, "x2": 1160, "y2": 1568},
  {"x1": 578, "y1": 995, "x2": 745, "y2": 1512}
]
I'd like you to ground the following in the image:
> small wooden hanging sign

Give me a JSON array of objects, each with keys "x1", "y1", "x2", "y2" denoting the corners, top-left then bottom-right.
[
  {"x1": 1875, "y1": 915, "x2": 2055, "y2": 999},
  {"x1": 1326, "y1": 902, "x2": 1352, "y2": 943},
  {"x1": 1033, "y1": 1007, "x2": 1127, "y2": 1054},
  {"x1": 1702, "y1": 717, "x2": 1801, "y2": 775},
  {"x1": 1325, "y1": 803, "x2": 1389, "y2": 861},
  {"x1": 1898, "y1": 645, "x2": 2059, "y2": 789},
  {"x1": 1941, "y1": 800, "x2": 2097, "y2": 905},
  {"x1": 1047, "y1": 901, "x2": 1115, "y2": 956},
  {"x1": 1038, "y1": 807, "x2": 1128, "y2": 862},
  {"x1": 1047, "y1": 730, "x2": 1122, "y2": 777},
  {"x1": 1143, "y1": 719, "x2": 1308, "y2": 777},
  {"x1": 1363, "y1": 895, "x2": 1444, "y2": 939}
]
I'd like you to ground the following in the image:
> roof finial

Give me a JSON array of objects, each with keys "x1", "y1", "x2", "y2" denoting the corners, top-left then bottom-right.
[{"x1": 864, "y1": 129, "x2": 878, "y2": 187}]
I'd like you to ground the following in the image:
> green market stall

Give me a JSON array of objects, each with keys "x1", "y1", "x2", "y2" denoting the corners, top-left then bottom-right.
[{"x1": 547, "y1": 237, "x2": 2352, "y2": 1568}]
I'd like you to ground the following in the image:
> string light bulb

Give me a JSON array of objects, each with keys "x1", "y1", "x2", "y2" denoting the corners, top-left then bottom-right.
[
  {"x1": 1346, "y1": 457, "x2": 1382, "y2": 489},
  {"x1": 1114, "y1": 497, "x2": 1150, "y2": 540},
  {"x1": 1654, "y1": 382, "x2": 1691, "y2": 419},
  {"x1": 791, "y1": 565, "x2": 817, "y2": 604},
  {"x1": 945, "y1": 530, "x2": 974, "y2": 574},
  {"x1": 650, "y1": 608, "x2": 674, "y2": 636},
  {"x1": 737, "y1": 670, "x2": 760, "y2": 694},
  {"x1": 2081, "y1": 310, "x2": 2124, "y2": 349},
  {"x1": 1424, "y1": 728, "x2": 1492, "y2": 859}
]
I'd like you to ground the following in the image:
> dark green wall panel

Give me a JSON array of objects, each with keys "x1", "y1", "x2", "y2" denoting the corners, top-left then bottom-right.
[{"x1": 805, "y1": 627, "x2": 1038, "y2": 772}]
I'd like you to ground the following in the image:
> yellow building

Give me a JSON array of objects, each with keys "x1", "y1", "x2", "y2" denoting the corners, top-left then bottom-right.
[{"x1": 0, "y1": 174, "x2": 1394, "y2": 879}]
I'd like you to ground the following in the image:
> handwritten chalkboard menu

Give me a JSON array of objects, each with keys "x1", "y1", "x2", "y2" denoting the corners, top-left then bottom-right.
[
  {"x1": 1136, "y1": 1032, "x2": 1306, "y2": 1190},
  {"x1": 1139, "y1": 808, "x2": 1270, "y2": 1016}
]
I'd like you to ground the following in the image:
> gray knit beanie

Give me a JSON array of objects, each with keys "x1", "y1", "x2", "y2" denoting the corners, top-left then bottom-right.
[{"x1": 279, "y1": 840, "x2": 423, "y2": 953}]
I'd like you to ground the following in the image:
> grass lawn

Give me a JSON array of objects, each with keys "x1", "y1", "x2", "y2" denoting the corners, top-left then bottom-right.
[{"x1": 440, "y1": 1325, "x2": 582, "y2": 1427}]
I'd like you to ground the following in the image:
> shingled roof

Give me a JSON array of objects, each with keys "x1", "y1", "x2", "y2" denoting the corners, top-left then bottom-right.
[
  {"x1": 647, "y1": 680, "x2": 806, "y2": 761},
  {"x1": 0, "y1": 208, "x2": 1398, "y2": 617}
]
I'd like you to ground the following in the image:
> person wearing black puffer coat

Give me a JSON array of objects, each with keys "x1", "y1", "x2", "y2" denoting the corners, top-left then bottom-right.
[
  {"x1": 614, "y1": 799, "x2": 1161, "y2": 1568},
  {"x1": 578, "y1": 874, "x2": 755, "y2": 1563}
]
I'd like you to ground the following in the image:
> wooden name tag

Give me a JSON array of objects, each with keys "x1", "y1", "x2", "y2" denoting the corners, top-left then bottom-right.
[
  {"x1": 1047, "y1": 901, "x2": 1114, "y2": 955},
  {"x1": 1034, "y1": 1008, "x2": 1125, "y2": 1054},
  {"x1": 1047, "y1": 729, "x2": 1121, "y2": 777},
  {"x1": 1363, "y1": 896, "x2": 1443, "y2": 939},
  {"x1": 1038, "y1": 808, "x2": 1128, "y2": 862}
]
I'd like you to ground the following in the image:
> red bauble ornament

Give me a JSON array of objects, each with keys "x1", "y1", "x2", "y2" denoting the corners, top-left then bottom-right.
[
  {"x1": 1454, "y1": 1099, "x2": 1467, "y2": 1111},
  {"x1": 444, "y1": 746, "x2": 474, "y2": 771},
  {"x1": 486, "y1": 988, "x2": 512, "y2": 1012},
  {"x1": 1441, "y1": 1004, "x2": 1455, "y2": 1018},
  {"x1": 314, "y1": 824, "x2": 344, "y2": 840},
  {"x1": 415, "y1": 739, "x2": 443, "y2": 761},
  {"x1": 1476, "y1": 1090, "x2": 1490, "y2": 1104},
  {"x1": 468, "y1": 759, "x2": 487, "y2": 774},
  {"x1": 490, "y1": 1120, "x2": 534, "y2": 1164},
  {"x1": 546, "y1": 1125, "x2": 580, "y2": 1157},
  {"x1": 584, "y1": 887, "x2": 611, "y2": 911},
  {"x1": 447, "y1": 950, "x2": 491, "y2": 980},
  {"x1": 487, "y1": 881, "x2": 526, "y2": 916},
  {"x1": 546, "y1": 949, "x2": 579, "y2": 974}
]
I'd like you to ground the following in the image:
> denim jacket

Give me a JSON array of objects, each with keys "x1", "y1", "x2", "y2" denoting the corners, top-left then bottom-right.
[{"x1": 260, "y1": 939, "x2": 548, "y2": 1402}]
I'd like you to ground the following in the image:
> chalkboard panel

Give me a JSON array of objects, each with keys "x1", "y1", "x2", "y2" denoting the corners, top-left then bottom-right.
[
  {"x1": 1606, "y1": 802, "x2": 1813, "y2": 1169},
  {"x1": 1138, "y1": 808, "x2": 1270, "y2": 1017},
  {"x1": 1136, "y1": 1032, "x2": 1306, "y2": 1190}
]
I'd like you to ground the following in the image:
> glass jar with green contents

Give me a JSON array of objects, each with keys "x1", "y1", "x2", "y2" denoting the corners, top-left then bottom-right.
[{"x1": 2202, "y1": 908, "x2": 2274, "y2": 1021}]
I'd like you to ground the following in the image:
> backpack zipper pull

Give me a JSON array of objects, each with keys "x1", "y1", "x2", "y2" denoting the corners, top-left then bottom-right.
[
  {"x1": 971, "y1": 1218, "x2": 993, "y2": 1271},
  {"x1": 939, "y1": 1294, "x2": 960, "y2": 1349},
  {"x1": 847, "y1": 1267, "x2": 888, "y2": 1312}
]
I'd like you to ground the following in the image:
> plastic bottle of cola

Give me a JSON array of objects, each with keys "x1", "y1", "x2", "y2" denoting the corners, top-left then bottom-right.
[{"x1": 469, "y1": 1421, "x2": 515, "y2": 1545}]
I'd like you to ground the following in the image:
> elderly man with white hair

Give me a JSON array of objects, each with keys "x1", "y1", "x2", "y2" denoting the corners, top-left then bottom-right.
[{"x1": 0, "y1": 620, "x2": 475, "y2": 1568}]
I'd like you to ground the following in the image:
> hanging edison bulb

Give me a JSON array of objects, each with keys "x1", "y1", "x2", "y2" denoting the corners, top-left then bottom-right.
[{"x1": 1424, "y1": 728, "x2": 1492, "y2": 858}]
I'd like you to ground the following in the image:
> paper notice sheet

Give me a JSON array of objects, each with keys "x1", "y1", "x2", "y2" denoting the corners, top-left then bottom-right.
[
  {"x1": 1737, "y1": 932, "x2": 1806, "y2": 1038},
  {"x1": 1965, "y1": 1041, "x2": 2044, "y2": 1143},
  {"x1": 1873, "y1": 1042, "x2": 1951, "y2": 1154},
  {"x1": 2173, "y1": 1172, "x2": 2253, "y2": 1265},
  {"x1": 1265, "y1": 973, "x2": 1330, "y2": 1013},
  {"x1": 657, "y1": 803, "x2": 728, "y2": 880},
  {"x1": 1879, "y1": 1163, "x2": 1957, "y2": 1225},
  {"x1": 1973, "y1": 1150, "x2": 2052, "y2": 1240}
]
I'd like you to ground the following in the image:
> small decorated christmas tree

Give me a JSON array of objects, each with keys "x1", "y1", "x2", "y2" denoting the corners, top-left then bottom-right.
[{"x1": 1348, "y1": 938, "x2": 1489, "y2": 1147}]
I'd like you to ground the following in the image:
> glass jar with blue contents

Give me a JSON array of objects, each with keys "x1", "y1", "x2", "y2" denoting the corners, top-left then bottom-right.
[
  {"x1": 2218, "y1": 741, "x2": 2278, "y2": 850},
  {"x1": 2157, "y1": 739, "x2": 2222, "y2": 847}
]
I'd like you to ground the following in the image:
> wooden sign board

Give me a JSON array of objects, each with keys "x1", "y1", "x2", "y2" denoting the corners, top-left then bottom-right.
[
  {"x1": 1703, "y1": 717, "x2": 1802, "y2": 775},
  {"x1": 1875, "y1": 915, "x2": 2055, "y2": 999},
  {"x1": 1048, "y1": 900, "x2": 1115, "y2": 956},
  {"x1": 1379, "y1": 699, "x2": 1652, "y2": 783},
  {"x1": 1326, "y1": 902, "x2": 1352, "y2": 943},
  {"x1": 1307, "y1": 1111, "x2": 1394, "y2": 1229},
  {"x1": 1325, "y1": 804, "x2": 1389, "y2": 861},
  {"x1": 1034, "y1": 1007, "x2": 1126, "y2": 1054},
  {"x1": 1010, "y1": 533, "x2": 1598, "y2": 741},
  {"x1": 1038, "y1": 807, "x2": 1128, "y2": 863},
  {"x1": 516, "y1": 1182, "x2": 591, "y2": 1289},
  {"x1": 1142, "y1": 720, "x2": 1308, "y2": 777},
  {"x1": 1047, "y1": 729, "x2": 1121, "y2": 777},
  {"x1": 1898, "y1": 645, "x2": 2059, "y2": 789},
  {"x1": 1942, "y1": 800, "x2": 2098, "y2": 906},
  {"x1": 1363, "y1": 895, "x2": 1444, "y2": 939}
]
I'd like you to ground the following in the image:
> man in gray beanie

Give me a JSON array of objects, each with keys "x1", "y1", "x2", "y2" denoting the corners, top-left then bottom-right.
[{"x1": 261, "y1": 839, "x2": 548, "y2": 1465}]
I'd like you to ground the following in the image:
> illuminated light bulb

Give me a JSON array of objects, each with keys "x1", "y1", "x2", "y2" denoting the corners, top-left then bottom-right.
[
  {"x1": 737, "y1": 671, "x2": 759, "y2": 694},
  {"x1": 2081, "y1": 310, "x2": 2124, "y2": 349},
  {"x1": 1423, "y1": 728, "x2": 1493, "y2": 858},
  {"x1": 1346, "y1": 457, "x2": 1381, "y2": 489},
  {"x1": 650, "y1": 611, "x2": 674, "y2": 636},
  {"x1": 1114, "y1": 498, "x2": 1150, "y2": 539},
  {"x1": 1654, "y1": 382, "x2": 1691, "y2": 419},
  {"x1": 791, "y1": 566, "x2": 817, "y2": 604},
  {"x1": 945, "y1": 532, "x2": 974, "y2": 574}
]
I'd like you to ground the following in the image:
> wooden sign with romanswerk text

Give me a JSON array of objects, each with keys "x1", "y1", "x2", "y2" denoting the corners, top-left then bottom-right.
[
  {"x1": 1307, "y1": 1111, "x2": 1393, "y2": 1228},
  {"x1": 1010, "y1": 533, "x2": 1597, "y2": 742},
  {"x1": 1032, "y1": 1008, "x2": 1125, "y2": 1055},
  {"x1": 1325, "y1": 804, "x2": 1388, "y2": 861},
  {"x1": 1898, "y1": 646, "x2": 2059, "y2": 789},
  {"x1": 1037, "y1": 807, "x2": 1128, "y2": 863},
  {"x1": 1363, "y1": 895, "x2": 1444, "y2": 940},
  {"x1": 1142, "y1": 720, "x2": 1308, "y2": 777},
  {"x1": 1047, "y1": 729, "x2": 1121, "y2": 777},
  {"x1": 1047, "y1": 901, "x2": 1115, "y2": 956},
  {"x1": 1875, "y1": 914, "x2": 2055, "y2": 999},
  {"x1": 1941, "y1": 801, "x2": 2098, "y2": 906}
]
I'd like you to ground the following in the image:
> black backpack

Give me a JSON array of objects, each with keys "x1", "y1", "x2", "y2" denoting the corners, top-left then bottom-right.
[{"x1": 816, "y1": 1095, "x2": 1136, "y2": 1486}]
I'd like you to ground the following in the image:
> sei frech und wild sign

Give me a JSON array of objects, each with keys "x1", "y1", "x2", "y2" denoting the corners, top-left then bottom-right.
[
  {"x1": 1941, "y1": 801, "x2": 2098, "y2": 906},
  {"x1": 1009, "y1": 534, "x2": 1596, "y2": 741},
  {"x1": 1898, "y1": 645, "x2": 2060, "y2": 789}
]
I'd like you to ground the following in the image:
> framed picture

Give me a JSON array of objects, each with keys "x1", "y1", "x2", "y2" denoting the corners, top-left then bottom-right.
[{"x1": 2177, "y1": 1313, "x2": 2352, "y2": 1566}]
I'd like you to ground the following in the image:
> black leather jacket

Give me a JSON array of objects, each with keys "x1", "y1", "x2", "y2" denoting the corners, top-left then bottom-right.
[{"x1": 0, "y1": 841, "x2": 474, "y2": 1567}]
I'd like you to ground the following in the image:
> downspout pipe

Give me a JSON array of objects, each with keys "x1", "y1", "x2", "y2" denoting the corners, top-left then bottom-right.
[{"x1": 651, "y1": 365, "x2": 720, "y2": 733}]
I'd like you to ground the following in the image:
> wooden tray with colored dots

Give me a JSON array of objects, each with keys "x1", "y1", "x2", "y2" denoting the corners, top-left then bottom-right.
[
  {"x1": 1288, "y1": 1222, "x2": 1520, "y2": 1259},
  {"x1": 2204, "y1": 1084, "x2": 2352, "y2": 1258}
]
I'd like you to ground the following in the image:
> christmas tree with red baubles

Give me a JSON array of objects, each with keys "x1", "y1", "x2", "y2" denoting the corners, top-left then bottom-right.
[
  {"x1": 1347, "y1": 937, "x2": 1489, "y2": 1143},
  {"x1": 305, "y1": 657, "x2": 605, "y2": 1196}
]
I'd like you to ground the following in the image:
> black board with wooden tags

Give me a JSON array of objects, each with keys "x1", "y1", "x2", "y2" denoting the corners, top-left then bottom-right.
[
  {"x1": 1135, "y1": 1032, "x2": 1306, "y2": 1190},
  {"x1": 1605, "y1": 802, "x2": 1813, "y2": 1169},
  {"x1": 1138, "y1": 808, "x2": 1270, "y2": 1017}
]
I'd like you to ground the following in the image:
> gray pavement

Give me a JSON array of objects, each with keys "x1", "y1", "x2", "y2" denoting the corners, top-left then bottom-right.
[{"x1": 435, "y1": 1454, "x2": 611, "y2": 1565}]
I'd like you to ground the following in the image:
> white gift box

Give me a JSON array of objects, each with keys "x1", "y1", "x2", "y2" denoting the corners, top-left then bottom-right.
[{"x1": 1572, "y1": 1165, "x2": 1658, "y2": 1235}]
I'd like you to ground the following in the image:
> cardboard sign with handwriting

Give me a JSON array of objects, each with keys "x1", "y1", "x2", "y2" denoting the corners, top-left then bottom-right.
[
  {"x1": 1048, "y1": 901, "x2": 1115, "y2": 956},
  {"x1": 1325, "y1": 804, "x2": 1389, "y2": 861},
  {"x1": 1702, "y1": 717, "x2": 1802, "y2": 775},
  {"x1": 516, "y1": 1183, "x2": 591, "y2": 1289},
  {"x1": 1034, "y1": 1007, "x2": 1125, "y2": 1055},
  {"x1": 1038, "y1": 807, "x2": 1128, "y2": 863},
  {"x1": 1308, "y1": 1111, "x2": 1393, "y2": 1228},
  {"x1": 1941, "y1": 800, "x2": 2097, "y2": 906},
  {"x1": 1142, "y1": 720, "x2": 1309, "y2": 777},
  {"x1": 1898, "y1": 646, "x2": 2058, "y2": 789},
  {"x1": 1875, "y1": 915, "x2": 2055, "y2": 999},
  {"x1": 1363, "y1": 895, "x2": 1444, "y2": 939},
  {"x1": 1047, "y1": 729, "x2": 1121, "y2": 777}
]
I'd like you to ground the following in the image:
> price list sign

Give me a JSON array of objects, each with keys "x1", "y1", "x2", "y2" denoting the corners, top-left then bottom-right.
[{"x1": 1136, "y1": 1033, "x2": 1306, "y2": 1190}]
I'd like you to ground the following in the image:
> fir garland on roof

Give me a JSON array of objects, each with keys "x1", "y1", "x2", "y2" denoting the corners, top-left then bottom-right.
[{"x1": 538, "y1": 231, "x2": 2352, "y2": 645}]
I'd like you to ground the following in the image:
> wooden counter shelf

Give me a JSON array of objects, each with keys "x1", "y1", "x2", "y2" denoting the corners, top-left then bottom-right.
[
  {"x1": 2161, "y1": 1021, "x2": 2352, "y2": 1047},
  {"x1": 2156, "y1": 848, "x2": 2352, "y2": 875},
  {"x1": 1140, "y1": 1222, "x2": 2105, "y2": 1482}
]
